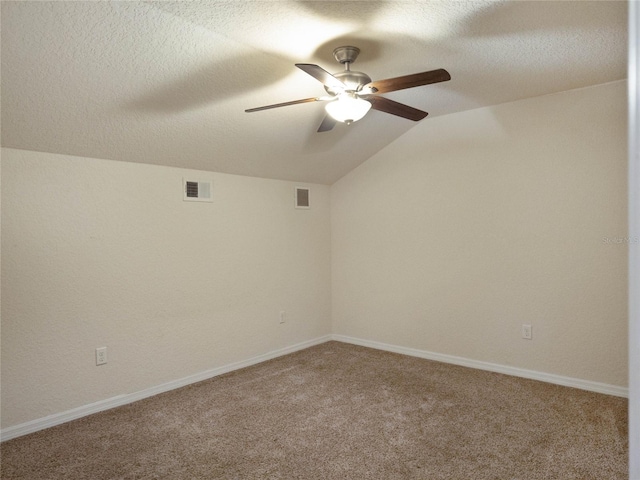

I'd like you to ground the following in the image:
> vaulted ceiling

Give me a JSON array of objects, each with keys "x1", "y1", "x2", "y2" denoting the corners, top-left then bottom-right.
[{"x1": 1, "y1": 1, "x2": 628, "y2": 184}]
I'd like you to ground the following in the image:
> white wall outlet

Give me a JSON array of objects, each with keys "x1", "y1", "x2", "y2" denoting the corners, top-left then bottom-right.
[
  {"x1": 522, "y1": 324, "x2": 532, "y2": 340},
  {"x1": 279, "y1": 311, "x2": 286, "y2": 324},
  {"x1": 96, "y1": 347, "x2": 107, "y2": 365}
]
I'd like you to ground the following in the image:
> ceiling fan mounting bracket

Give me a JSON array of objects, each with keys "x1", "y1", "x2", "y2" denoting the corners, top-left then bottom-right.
[{"x1": 332, "y1": 46, "x2": 360, "y2": 65}]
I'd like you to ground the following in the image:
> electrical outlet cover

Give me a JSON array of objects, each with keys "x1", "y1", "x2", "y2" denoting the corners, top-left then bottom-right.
[{"x1": 96, "y1": 347, "x2": 107, "y2": 365}]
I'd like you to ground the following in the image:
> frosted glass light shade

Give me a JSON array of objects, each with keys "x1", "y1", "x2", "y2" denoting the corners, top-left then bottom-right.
[{"x1": 325, "y1": 94, "x2": 371, "y2": 124}]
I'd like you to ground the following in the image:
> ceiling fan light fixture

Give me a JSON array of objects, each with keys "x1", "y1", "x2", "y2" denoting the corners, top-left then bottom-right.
[
  {"x1": 246, "y1": 46, "x2": 451, "y2": 132},
  {"x1": 325, "y1": 93, "x2": 371, "y2": 124}
]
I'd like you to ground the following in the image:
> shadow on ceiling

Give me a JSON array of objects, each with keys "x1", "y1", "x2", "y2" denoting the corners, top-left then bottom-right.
[{"x1": 122, "y1": 51, "x2": 293, "y2": 114}]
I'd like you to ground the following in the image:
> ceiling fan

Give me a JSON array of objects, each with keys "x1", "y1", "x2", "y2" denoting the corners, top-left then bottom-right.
[{"x1": 245, "y1": 46, "x2": 451, "y2": 132}]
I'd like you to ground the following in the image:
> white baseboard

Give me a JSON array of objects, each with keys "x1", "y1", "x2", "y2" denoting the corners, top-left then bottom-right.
[
  {"x1": 0, "y1": 335, "x2": 332, "y2": 442},
  {"x1": 331, "y1": 334, "x2": 629, "y2": 398},
  {"x1": 2, "y1": 333, "x2": 627, "y2": 442}
]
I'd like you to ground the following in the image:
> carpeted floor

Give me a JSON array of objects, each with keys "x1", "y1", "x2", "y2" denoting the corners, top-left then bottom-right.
[{"x1": 0, "y1": 341, "x2": 629, "y2": 479}]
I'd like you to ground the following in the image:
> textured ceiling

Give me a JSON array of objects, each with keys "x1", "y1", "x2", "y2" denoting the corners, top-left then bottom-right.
[{"x1": 1, "y1": 1, "x2": 628, "y2": 184}]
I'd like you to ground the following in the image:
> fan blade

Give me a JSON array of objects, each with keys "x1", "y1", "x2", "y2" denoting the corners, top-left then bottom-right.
[
  {"x1": 296, "y1": 64, "x2": 347, "y2": 90},
  {"x1": 317, "y1": 115, "x2": 337, "y2": 132},
  {"x1": 364, "y1": 69, "x2": 451, "y2": 94},
  {"x1": 366, "y1": 96, "x2": 428, "y2": 121},
  {"x1": 245, "y1": 97, "x2": 322, "y2": 113}
]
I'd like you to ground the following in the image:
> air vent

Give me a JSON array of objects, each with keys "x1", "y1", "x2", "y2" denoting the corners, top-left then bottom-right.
[
  {"x1": 186, "y1": 181, "x2": 199, "y2": 198},
  {"x1": 183, "y1": 178, "x2": 213, "y2": 202},
  {"x1": 295, "y1": 187, "x2": 310, "y2": 209}
]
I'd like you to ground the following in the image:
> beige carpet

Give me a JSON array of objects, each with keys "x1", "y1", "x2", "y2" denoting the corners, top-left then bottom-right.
[{"x1": 0, "y1": 341, "x2": 628, "y2": 479}]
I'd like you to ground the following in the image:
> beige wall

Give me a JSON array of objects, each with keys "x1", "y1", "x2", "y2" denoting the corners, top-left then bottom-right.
[
  {"x1": 331, "y1": 81, "x2": 628, "y2": 387},
  {"x1": 1, "y1": 149, "x2": 332, "y2": 428},
  {"x1": 1, "y1": 80, "x2": 628, "y2": 431}
]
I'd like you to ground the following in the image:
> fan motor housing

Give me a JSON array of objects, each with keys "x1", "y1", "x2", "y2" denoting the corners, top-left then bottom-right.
[{"x1": 324, "y1": 71, "x2": 372, "y2": 94}]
